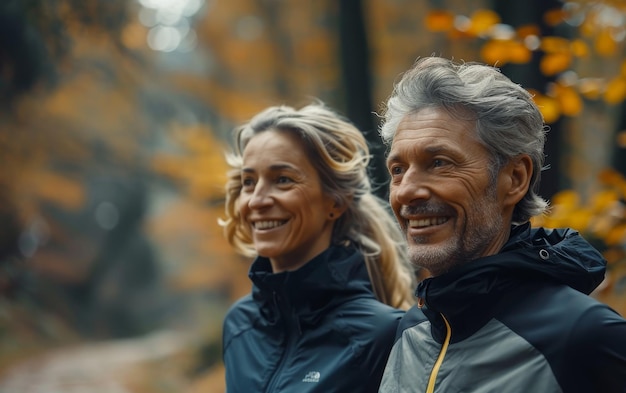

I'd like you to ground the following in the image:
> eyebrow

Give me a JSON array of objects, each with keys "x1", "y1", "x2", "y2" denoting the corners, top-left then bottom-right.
[
  {"x1": 241, "y1": 163, "x2": 297, "y2": 173},
  {"x1": 386, "y1": 144, "x2": 449, "y2": 163}
]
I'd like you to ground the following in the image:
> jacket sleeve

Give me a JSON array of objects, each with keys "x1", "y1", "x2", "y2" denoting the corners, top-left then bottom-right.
[{"x1": 573, "y1": 303, "x2": 626, "y2": 392}]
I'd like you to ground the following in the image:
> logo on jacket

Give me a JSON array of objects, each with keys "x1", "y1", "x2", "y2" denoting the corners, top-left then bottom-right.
[{"x1": 302, "y1": 371, "x2": 321, "y2": 383}]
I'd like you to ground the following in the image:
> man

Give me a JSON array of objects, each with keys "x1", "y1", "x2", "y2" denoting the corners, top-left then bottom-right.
[{"x1": 378, "y1": 56, "x2": 626, "y2": 392}]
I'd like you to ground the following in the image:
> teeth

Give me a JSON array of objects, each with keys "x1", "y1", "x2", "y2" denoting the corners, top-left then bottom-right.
[
  {"x1": 408, "y1": 217, "x2": 448, "y2": 228},
  {"x1": 254, "y1": 220, "x2": 286, "y2": 229}
]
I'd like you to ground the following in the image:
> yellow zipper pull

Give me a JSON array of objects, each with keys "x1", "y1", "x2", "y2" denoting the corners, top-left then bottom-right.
[{"x1": 426, "y1": 314, "x2": 451, "y2": 393}]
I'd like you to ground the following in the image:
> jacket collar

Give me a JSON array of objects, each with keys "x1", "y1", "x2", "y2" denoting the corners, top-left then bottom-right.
[
  {"x1": 248, "y1": 245, "x2": 373, "y2": 324},
  {"x1": 415, "y1": 223, "x2": 607, "y2": 341}
]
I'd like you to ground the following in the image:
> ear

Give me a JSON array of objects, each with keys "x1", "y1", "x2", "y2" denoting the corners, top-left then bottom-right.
[
  {"x1": 327, "y1": 195, "x2": 351, "y2": 221},
  {"x1": 500, "y1": 154, "x2": 532, "y2": 207}
]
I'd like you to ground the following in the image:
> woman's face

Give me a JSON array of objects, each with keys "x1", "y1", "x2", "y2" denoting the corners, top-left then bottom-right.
[{"x1": 239, "y1": 129, "x2": 338, "y2": 273}]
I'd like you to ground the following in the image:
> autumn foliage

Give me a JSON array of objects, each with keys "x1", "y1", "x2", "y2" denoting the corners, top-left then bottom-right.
[{"x1": 0, "y1": 1, "x2": 625, "y2": 392}]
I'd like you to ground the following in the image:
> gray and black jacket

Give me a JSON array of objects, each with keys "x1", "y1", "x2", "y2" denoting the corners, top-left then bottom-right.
[
  {"x1": 223, "y1": 245, "x2": 404, "y2": 393},
  {"x1": 380, "y1": 223, "x2": 626, "y2": 392}
]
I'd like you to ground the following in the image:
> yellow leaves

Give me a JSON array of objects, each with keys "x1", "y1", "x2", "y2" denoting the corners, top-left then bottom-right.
[
  {"x1": 540, "y1": 169, "x2": 626, "y2": 255},
  {"x1": 570, "y1": 39, "x2": 589, "y2": 57},
  {"x1": 426, "y1": 4, "x2": 626, "y2": 114},
  {"x1": 599, "y1": 168, "x2": 626, "y2": 199},
  {"x1": 540, "y1": 53, "x2": 572, "y2": 76},
  {"x1": 603, "y1": 77, "x2": 626, "y2": 104},
  {"x1": 553, "y1": 83, "x2": 583, "y2": 116},
  {"x1": 540, "y1": 36, "x2": 571, "y2": 53},
  {"x1": 26, "y1": 170, "x2": 86, "y2": 211},
  {"x1": 538, "y1": 36, "x2": 584, "y2": 76},
  {"x1": 552, "y1": 189, "x2": 580, "y2": 207},
  {"x1": 467, "y1": 9, "x2": 500, "y2": 36},
  {"x1": 424, "y1": 8, "x2": 500, "y2": 37},
  {"x1": 594, "y1": 30, "x2": 619, "y2": 57},
  {"x1": 535, "y1": 189, "x2": 589, "y2": 230},
  {"x1": 151, "y1": 125, "x2": 229, "y2": 202},
  {"x1": 483, "y1": 38, "x2": 532, "y2": 65},
  {"x1": 480, "y1": 39, "x2": 531, "y2": 65},
  {"x1": 529, "y1": 89, "x2": 560, "y2": 124},
  {"x1": 529, "y1": 81, "x2": 583, "y2": 123}
]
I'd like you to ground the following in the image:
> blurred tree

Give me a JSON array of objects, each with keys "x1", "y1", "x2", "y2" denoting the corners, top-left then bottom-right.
[
  {"x1": 0, "y1": 0, "x2": 131, "y2": 108},
  {"x1": 1, "y1": 1, "x2": 625, "y2": 391},
  {"x1": 338, "y1": 0, "x2": 388, "y2": 199},
  {"x1": 493, "y1": 0, "x2": 565, "y2": 199}
]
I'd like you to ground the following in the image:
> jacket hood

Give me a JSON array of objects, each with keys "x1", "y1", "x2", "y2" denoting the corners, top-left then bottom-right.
[
  {"x1": 499, "y1": 224, "x2": 606, "y2": 293},
  {"x1": 416, "y1": 223, "x2": 607, "y2": 341}
]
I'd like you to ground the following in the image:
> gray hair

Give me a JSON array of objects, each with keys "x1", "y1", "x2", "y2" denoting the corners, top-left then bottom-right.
[{"x1": 379, "y1": 56, "x2": 549, "y2": 223}]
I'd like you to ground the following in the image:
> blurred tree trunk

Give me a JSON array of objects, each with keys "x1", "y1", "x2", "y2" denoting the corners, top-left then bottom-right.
[
  {"x1": 493, "y1": 0, "x2": 565, "y2": 200},
  {"x1": 614, "y1": 105, "x2": 626, "y2": 176},
  {"x1": 338, "y1": 0, "x2": 389, "y2": 200}
]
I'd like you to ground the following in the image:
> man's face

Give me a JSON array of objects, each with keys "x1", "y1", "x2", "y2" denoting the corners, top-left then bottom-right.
[{"x1": 386, "y1": 107, "x2": 512, "y2": 276}]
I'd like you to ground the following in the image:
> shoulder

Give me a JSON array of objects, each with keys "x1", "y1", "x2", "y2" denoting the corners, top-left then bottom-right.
[
  {"x1": 500, "y1": 283, "x2": 621, "y2": 340},
  {"x1": 398, "y1": 305, "x2": 428, "y2": 329},
  {"x1": 391, "y1": 304, "x2": 429, "y2": 339},
  {"x1": 547, "y1": 292, "x2": 626, "y2": 390},
  {"x1": 222, "y1": 294, "x2": 257, "y2": 344},
  {"x1": 498, "y1": 283, "x2": 626, "y2": 386},
  {"x1": 565, "y1": 298, "x2": 626, "y2": 351},
  {"x1": 224, "y1": 293, "x2": 256, "y2": 321},
  {"x1": 337, "y1": 296, "x2": 404, "y2": 323},
  {"x1": 332, "y1": 297, "x2": 405, "y2": 341}
]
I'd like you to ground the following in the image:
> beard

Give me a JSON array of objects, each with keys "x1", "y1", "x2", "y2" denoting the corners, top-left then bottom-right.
[{"x1": 406, "y1": 185, "x2": 504, "y2": 275}]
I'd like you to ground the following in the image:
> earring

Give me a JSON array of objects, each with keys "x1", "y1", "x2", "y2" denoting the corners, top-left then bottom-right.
[{"x1": 329, "y1": 212, "x2": 334, "y2": 218}]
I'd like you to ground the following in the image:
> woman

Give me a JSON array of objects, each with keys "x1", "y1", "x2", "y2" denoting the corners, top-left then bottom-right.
[{"x1": 220, "y1": 102, "x2": 415, "y2": 393}]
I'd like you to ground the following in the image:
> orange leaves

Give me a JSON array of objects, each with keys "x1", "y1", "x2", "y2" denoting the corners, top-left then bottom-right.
[
  {"x1": 424, "y1": 8, "x2": 500, "y2": 37},
  {"x1": 603, "y1": 77, "x2": 626, "y2": 104},
  {"x1": 425, "y1": 10, "x2": 454, "y2": 32},
  {"x1": 595, "y1": 30, "x2": 619, "y2": 57},
  {"x1": 426, "y1": 4, "x2": 626, "y2": 117},
  {"x1": 540, "y1": 36, "x2": 571, "y2": 53},
  {"x1": 529, "y1": 83, "x2": 583, "y2": 123},
  {"x1": 533, "y1": 168, "x2": 626, "y2": 252},
  {"x1": 603, "y1": 60, "x2": 626, "y2": 104},
  {"x1": 538, "y1": 36, "x2": 590, "y2": 76},
  {"x1": 466, "y1": 9, "x2": 500, "y2": 36},
  {"x1": 26, "y1": 170, "x2": 86, "y2": 211},
  {"x1": 553, "y1": 83, "x2": 583, "y2": 116},
  {"x1": 480, "y1": 39, "x2": 531, "y2": 65},
  {"x1": 540, "y1": 53, "x2": 572, "y2": 76},
  {"x1": 529, "y1": 89, "x2": 560, "y2": 124},
  {"x1": 543, "y1": 8, "x2": 567, "y2": 27},
  {"x1": 151, "y1": 125, "x2": 229, "y2": 202},
  {"x1": 569, "y1": 39, "x2": 589, "y2": 57}
]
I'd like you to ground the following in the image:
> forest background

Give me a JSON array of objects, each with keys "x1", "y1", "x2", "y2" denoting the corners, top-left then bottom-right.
[{"x1": 1, "y1": 0, "x2": 625, "y2": 392}]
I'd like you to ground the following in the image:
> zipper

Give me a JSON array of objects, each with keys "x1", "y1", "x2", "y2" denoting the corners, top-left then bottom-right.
[
  {"x1": 265, "y1": 291, "x2": 298, "y2": 392},
  {"x1": 425, "y1": 313, "x2": 451, "y2": 393}
]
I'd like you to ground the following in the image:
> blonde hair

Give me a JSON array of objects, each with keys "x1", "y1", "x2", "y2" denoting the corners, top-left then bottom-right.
[{"x1": 219, "y1": 102, "x2": 415, "y2": 309}]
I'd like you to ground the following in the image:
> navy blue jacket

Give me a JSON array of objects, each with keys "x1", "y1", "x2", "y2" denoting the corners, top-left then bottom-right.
[
  {"x1": 223, "y1": 245, "x2": 405, "y2": 392},
  {"x1": 380, "y1": 224, "x2": 626, "y2": 392}
]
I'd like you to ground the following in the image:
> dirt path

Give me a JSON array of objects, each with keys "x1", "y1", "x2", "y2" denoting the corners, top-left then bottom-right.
[{"x1": 0, "y1": 330, "x2": 189, "y2": 393}]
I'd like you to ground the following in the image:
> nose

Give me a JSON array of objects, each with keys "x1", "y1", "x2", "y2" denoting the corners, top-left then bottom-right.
[
  {"x1": 247, "y1": 181, "x2": 273, "y2": 209},
  {"x1": 391, "y1": 167, "x2": 432, "y2": 205}
]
